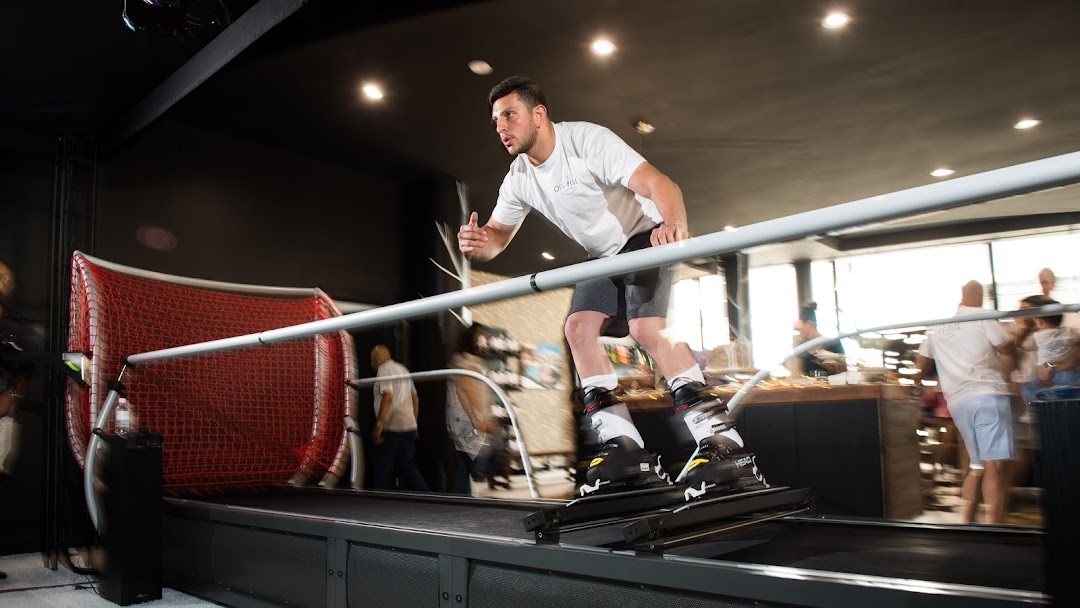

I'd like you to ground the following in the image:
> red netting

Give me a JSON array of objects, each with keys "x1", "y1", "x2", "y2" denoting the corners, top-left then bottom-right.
[{"x1": 65, "y1": 253, "x2": 356, "y2": 494}]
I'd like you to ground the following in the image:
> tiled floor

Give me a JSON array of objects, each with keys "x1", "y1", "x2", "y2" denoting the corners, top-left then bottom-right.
[
  {"x1": 914, "y1": 485, "x2": 1044, "y2": 527},
  {"x1": 0, "y1": 553, "x2": 217, "y2": 608}
]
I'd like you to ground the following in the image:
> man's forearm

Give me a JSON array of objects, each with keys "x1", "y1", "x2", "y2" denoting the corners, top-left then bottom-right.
[
  {"x1": 376, "y1": 395, "x2": 393, "y2": 427},
  {"x1": 651, "y1": 178, "x2": 687, "y2": 227},
  {"x1": 630, "y1": 163, "x2": 687, "y2": 228}
]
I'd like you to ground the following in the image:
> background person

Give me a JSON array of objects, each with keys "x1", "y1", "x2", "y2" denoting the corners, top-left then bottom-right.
[
  {"x1": 916, "y1": 280, "x2": 1015, "y2": 524},
  {"x1": 0, "y1": 260, "x2": 30, "y2": 582},
  {"x1": 1030, "y1": 298, "x2": 1080, "y2": 388},
  {"x1": 792, "y1": 301, "x2": 846, "y2": 377},
  {"x1": 369, "y1": 344, "x2": 429, "y2": 492},
  {"x1": 445, "y1": 324, "x2": 499, "y2": 495}
]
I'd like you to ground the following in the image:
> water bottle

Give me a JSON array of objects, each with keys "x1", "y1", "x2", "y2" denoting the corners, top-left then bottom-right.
[{"x1": 115, "y1": 398, "x2": 133, "y2": 434}]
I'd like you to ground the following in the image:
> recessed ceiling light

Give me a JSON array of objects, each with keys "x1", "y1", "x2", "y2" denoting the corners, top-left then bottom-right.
[
  {"x1": 633, "y1": 120, "x2": 655, "y2": 135},
  {"x1": 821, "y1": 12, "x2": 851, "y2": 29},
  {"x1": 541, "y1": 252, "x2": 555, "y2": 260},
  {"x1": 468, "y1": 60, "x2": 493, "y2": 76},
  {"x1": 591, "y1": 38, "x2": 616, "y2": 56},
  {"x1": 724, "y1": 225, "x2": 738, "y2": 232},
  {"x1": 361, "y1": 83, "x2": 384, "y2": 101},
  {"x1": 1014, "y1": 118, "x2": 1041, "y2": 130},
  {"x1": 930, "y1": 168, "x2": 955, "y2": 177}
]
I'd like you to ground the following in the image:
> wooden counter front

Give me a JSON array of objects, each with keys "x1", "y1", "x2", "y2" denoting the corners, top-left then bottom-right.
[
  {"x1": 610, "y1": 382, "x2": 923, "y2": 520},
  {"x1": 619, "y1": 382, "x2": 919, "y2": 410}
]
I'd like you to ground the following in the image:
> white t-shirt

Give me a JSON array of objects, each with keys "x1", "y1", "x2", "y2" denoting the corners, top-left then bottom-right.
[
  {"x1": 491, "y1": 121, "x2": 661, "y2": 258},
  {"x1": 1062, "y1": 312, "x2": 1080, "y2": 331},
  {"x1": 918, "y1": 305, "x2": 1011, "y2": 405},
  {"x1": 1034, "y1": 326, "x2": 1079, "y2": 366},
  {"x1": 372, "y1": 359, "x2": 418, "y2": 433}
]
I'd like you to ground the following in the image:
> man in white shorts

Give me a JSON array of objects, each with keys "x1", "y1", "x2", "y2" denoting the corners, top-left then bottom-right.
[
  {"x1": 917, "y1": 280, "x2": 1016, "y2": 523},
  {"x1": 458, "y1": 76, "x2": 765, "y2": 499}
]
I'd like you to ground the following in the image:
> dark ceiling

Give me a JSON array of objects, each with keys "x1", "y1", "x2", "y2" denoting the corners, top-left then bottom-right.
[{"x1": 6, "y1": 0, "x2": 1080, "y2": 277}]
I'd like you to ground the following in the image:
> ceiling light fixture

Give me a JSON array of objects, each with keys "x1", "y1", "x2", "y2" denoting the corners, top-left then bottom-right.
[
  {"x1": 541, "y1": 252, "x2": 555, "y2": 260},
  {"x1": 591, "y1": 38, "x2": 616, "y2": 56},
  {"x1": 724, "y1": 225, "x2": 737, "y2": 232},
  {"x1": 930, "y1": 168, "x2": 955, "y2": 177},
  {"x1": 821, "y1": 11, "x2": 851, "y2": 29},
  {"x1": 468, "y1": 60, "x2": 493, "y2": 75},
  {"x1": 1013, "y1": 118, "x2": 1041, "y2": 130},
  {"x1": 361, "y1": 83, "x2": 384, "y2": 101},
  {"x1": 633, "y1": 120, "x2": 655, "y2": 135}
]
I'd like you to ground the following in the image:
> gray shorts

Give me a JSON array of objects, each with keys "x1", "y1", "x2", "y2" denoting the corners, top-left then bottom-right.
[
  {"x1": 948, "y1": 393, "x2": 1014, "y2": 466},
  {"x1": 569, "y1": 229, "x2": 672, "y2": 338}
]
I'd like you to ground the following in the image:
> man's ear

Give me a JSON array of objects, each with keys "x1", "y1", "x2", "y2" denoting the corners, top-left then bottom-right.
[{"x1": 533, "y1": 103, "x2": 547, "y2": 126}]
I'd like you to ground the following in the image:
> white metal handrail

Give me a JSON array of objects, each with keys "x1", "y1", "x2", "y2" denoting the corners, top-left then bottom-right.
[{"x1": 125, "y1": 150, "x2": 1080, "y2": 365}]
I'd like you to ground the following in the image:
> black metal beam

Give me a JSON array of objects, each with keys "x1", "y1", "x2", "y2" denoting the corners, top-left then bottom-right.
[
  {"x1": 103, "y1": 0, "x2": 307, "y2": 151},
  {"x1": 832, "y1": 212, "x2": 1080, "y2": 251}
]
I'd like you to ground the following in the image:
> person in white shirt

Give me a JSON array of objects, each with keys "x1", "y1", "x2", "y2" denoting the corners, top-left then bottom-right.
[
  {"x1": 917, "y1": 280, "x2": 1016, "y2": 524},
  {"x1": 1030, "y1": 298, "x2": 1080, "y2": 387},
  {"x1": 1038, "y1": 267, "x2": 1080, "y2": 330},
  {"x1": 458, "y1": 76, "x2": 765, "y2": 499},
  {"x1": 369, "y1": 344, "x2": 429, "y2": 492}
]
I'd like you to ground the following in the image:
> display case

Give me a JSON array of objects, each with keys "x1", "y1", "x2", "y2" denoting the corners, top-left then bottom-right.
[{"x1": 474, "y1": 326, "x2": 521, "y2": 391}]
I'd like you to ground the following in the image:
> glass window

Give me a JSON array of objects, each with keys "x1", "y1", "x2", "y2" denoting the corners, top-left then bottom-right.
[
  {"x1": 700, "y1": 274, "x2": 729, "y2": 349},
  {"x1": 835, "y1": 243, "x2": 993, "y2": 331},
  {"x1": 749, "y1": 264, "x2": 797, "y2": 373},
  {"x1": 810, "y1": 260, "x2": 839, "y2": 335},
  {"x1": 991, "y1": 232, "x2": 1080, "y2": 309},
  {"x1": 670, "y1": 278, "x2": 703, "y2": 351},
  {"x1": 668, "y1": 272, "x2": 729, "y2": 352}
]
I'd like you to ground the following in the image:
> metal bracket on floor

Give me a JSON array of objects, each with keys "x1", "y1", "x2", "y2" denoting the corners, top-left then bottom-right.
[
  {"x1": 524, "y1": 485, "x2": 688, "y2": 543},
  {"x1": 622, "y1": 487, "x2": 813, "y2": 553}
]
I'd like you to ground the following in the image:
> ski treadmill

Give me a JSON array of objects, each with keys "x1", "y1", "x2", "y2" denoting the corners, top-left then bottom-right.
[
  {"x1": 159, "y1": 485, "x2": 1045, "y2": 608},
  {"x1": 69, "y1": 152, "x2": 1080, "y2": 608}
]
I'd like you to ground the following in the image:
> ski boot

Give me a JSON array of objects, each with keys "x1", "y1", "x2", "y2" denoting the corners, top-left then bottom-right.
[
  {"x1": 578, "y1": 388, "x2": 670, "y2": 497},
  {"x1": 672, "y1": 381, "x2": 768, "y2": 501}
]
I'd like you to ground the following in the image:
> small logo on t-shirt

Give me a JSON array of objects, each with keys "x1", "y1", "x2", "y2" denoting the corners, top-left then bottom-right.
[{"x1": 552, "y1": 175, "x2": 579, "y2": 194}]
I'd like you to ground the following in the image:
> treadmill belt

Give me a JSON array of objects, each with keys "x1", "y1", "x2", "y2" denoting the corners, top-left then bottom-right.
[{"x1": 666, "y1": 519, "x2": 1044, "y2": 592}]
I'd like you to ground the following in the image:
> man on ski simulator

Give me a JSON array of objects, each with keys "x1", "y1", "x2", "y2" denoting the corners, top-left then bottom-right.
[{"x1": 458, "y1": 76, "x2": 766, "y2": 501}]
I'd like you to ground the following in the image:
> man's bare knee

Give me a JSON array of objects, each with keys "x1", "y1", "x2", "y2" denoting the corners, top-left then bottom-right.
[
  {"x1": 628, "y1": 318, "x2": 665, "y2": 351},
  {"x1": 565, "y1": 312, "x2": 605, "y2": 345}
]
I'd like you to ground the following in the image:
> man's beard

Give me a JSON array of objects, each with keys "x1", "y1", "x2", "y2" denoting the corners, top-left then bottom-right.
[{"x1": 515, "y1": 124, "x2": 538, "y2": 155}]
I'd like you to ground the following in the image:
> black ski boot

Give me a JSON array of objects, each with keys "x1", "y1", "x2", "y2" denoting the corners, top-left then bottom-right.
[
  {"x1": 672, "y1": 381, "x2": 767, "y2": 501},
  {"x1": 578, "y1": 388, "x2": 669, "y2": 497}
]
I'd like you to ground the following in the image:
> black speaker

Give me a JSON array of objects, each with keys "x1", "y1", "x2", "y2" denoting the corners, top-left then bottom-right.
[
  {"x1": 98, "y1": 431, "x2": 163, "y2": 605},
  {"x1": 1035, "y1": 399, "x2": 1080, "y2": 607}
]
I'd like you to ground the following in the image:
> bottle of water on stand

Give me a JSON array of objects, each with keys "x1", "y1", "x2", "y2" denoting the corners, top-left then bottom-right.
[{"x1": 115, "y1": 397, "x2": 134, "y2": 436}]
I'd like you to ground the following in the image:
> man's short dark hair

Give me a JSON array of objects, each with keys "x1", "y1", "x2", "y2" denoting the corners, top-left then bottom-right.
[
  {"x1": 1021, "y1": 294, "x2": 1049, "y2": 307},
  {"x1": 488, "y1": 76, "x2": 548, "y2": 112},
  {"x1": 1034, "y1": 296, "x2": 1063, "y2": 327}
]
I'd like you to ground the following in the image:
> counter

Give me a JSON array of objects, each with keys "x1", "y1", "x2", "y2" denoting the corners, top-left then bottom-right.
[{"x1": 602, "y1": 383, "x2": 923, "y2": 519}]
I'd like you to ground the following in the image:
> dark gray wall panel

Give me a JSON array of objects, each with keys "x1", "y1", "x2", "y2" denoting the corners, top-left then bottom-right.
[
  {"x1": 347, "y1": 542, "x2": 440, "y2": 608},
  {"x1": 467, "y1": 562, "x2": 787, "y2": 608}
]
